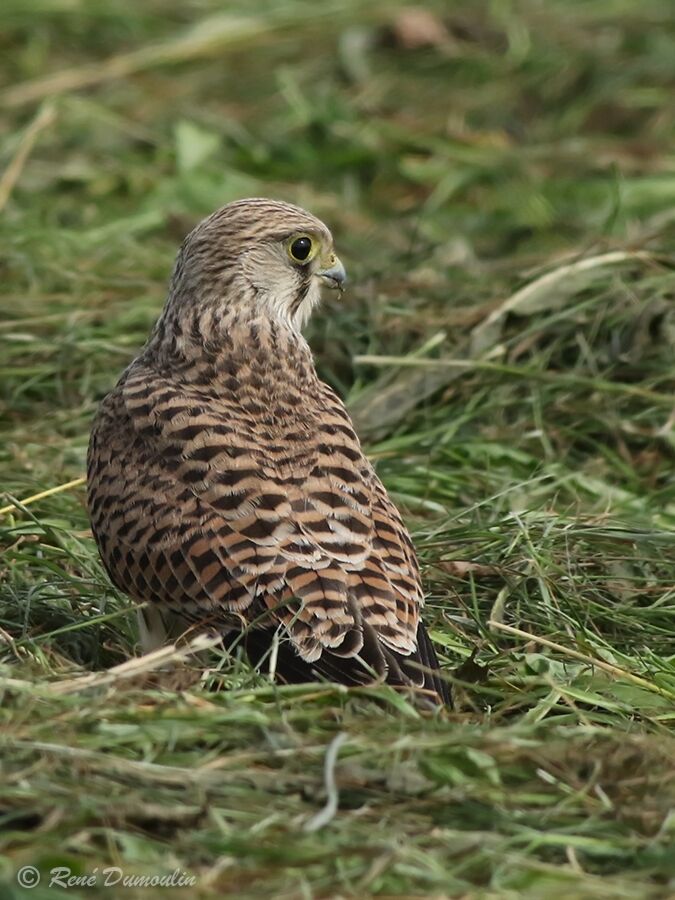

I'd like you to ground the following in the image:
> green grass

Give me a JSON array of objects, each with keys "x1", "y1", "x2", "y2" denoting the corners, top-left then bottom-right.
[{"x1": 1, "y1": 1, "x2": 675, "y2": 896}]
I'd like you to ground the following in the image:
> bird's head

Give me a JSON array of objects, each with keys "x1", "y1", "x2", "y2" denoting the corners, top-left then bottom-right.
[{"x1": 167, "y1": 198, "x2": 346, "y2": 332}]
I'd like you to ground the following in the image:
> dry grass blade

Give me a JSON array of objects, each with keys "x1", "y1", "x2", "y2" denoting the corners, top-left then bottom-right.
[
  {"x1": 0, "y1": 103, "x2": 57, "y2": 211},
  {"x1": 48, "y1": 633, "x2": 222, "y2": 694},
  {"x1": 488, "y1": 620, "x2": 675, "y2": 702},
  {"x1": 2, "y1": 16, "x2": 270, "y2": 108},
  {"x1": 303, "y1": 732, "x2": 348, "y2": 832},
  {"x1": 0, "y1": 476, "x2": 86, "y2": 517},
  {"x1": 470, "y1": 251, "x2": 659, "y2": 354},
  {"x1": 2, "y1": 4, "x2": 400, "y2": 109},
  {"x1": 353, "y1": 356, "x2": 675, "y2": 408}
]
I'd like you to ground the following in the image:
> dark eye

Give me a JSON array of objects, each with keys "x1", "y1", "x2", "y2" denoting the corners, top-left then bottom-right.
[{"x1": 289, "y1": 236, "x2": 313, "y2": 262}]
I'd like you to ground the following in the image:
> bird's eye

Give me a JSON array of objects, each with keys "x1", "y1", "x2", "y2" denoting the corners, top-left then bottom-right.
[{"x1": 288, "y1": 235, "x2": 314, "y2": 263}]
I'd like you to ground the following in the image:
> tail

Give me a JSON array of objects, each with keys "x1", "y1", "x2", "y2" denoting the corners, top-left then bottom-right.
[{"x1": 239, "y1": 619, "x2": 450, "y2": 706}]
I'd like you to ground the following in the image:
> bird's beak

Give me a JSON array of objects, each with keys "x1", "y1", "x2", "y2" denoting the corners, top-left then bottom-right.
[{"x1": 317, "y1": 256, "x2": 347, "y2": 290}]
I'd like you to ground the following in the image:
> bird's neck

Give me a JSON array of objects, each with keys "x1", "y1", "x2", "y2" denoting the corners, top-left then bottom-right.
[{"x1": 145, "y1": 301, "x2": 318, "y2": 393}]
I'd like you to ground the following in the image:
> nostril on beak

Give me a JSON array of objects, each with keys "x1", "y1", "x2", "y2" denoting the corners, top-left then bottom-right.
[{"x1": 318, "y1": 257, "x2": 347, "y2": 289}]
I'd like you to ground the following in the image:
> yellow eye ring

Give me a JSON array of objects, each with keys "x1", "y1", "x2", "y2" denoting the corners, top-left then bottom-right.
[{"x1": 288, "y1": 234, "x2": 316, "y2": 264}]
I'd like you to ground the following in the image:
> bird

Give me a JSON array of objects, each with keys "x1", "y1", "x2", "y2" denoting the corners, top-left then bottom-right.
[{"x1": 87, "y1": 198, "x2": 449, "y2": 705}]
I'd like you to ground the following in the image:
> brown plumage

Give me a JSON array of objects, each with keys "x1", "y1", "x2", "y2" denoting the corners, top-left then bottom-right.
[{"x1": 87, "y1": 198, "x2": 449, "y2": 704}]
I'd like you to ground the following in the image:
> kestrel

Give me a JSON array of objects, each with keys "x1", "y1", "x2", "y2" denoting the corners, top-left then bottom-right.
[{"x1": 87, "y1": 199, "x2": 449, "y2": 704}]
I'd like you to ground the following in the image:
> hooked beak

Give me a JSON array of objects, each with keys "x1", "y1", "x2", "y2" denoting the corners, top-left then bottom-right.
[{"x1": 317, "y1": 256, "x2": 347, "y2": 290}]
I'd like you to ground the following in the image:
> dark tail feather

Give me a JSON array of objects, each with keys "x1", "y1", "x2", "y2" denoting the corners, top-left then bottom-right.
[
  {"x1": 236, "y1": 628, "x2": 377, "y2": 688},
  {"x1": 404, "y1": 620, "x2": 451, "y2": 705},
  {"x1": 236, "y1": 620, "x2": 450, "y2": 706}
]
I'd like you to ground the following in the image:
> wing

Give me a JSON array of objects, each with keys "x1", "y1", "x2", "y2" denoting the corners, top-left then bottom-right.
[{"x1": 88, "y1": 363, "x2": 425, "y2": 682}]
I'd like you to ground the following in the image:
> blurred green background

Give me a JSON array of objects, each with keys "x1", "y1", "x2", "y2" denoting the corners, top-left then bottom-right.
[{"x1": 1, "y1": 2, "x2": 674, "y2": 897}]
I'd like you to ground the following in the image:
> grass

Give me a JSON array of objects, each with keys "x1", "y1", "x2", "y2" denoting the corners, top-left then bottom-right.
[{"x1": 1, "y1": 0, "x2": 674, "y2": 896}]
